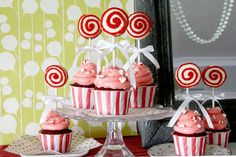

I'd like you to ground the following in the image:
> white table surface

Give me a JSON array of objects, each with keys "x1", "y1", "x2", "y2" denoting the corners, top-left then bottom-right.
[{"x1": 228, "y1": 143, "x2": 236, "y2": 155}]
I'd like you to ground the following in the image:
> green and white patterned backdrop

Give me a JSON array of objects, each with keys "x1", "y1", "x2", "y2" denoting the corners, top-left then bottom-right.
[{"x1": 0, "y1": 0, "x2": 136, "y2": 145}]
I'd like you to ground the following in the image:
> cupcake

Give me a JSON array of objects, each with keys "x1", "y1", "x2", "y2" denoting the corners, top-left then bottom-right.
[
  {"x1": 94, "y1": 66, "x2": 131, "y2": 115},
  {"x1": 39, "y1": 111, "x2": 72, "y2": 153},
  {"x1": 172, "y1": 110, "x2": 207, "y2": 156},
  {"x1": 203, "y1": 107, "x2": 230, "y2": 147},
  {"x1": 70, "y1": 59, "x2": 96, "y2": 109},
  {"x1": 126, "y1": 62, "x2": 156, "y2": 108}
]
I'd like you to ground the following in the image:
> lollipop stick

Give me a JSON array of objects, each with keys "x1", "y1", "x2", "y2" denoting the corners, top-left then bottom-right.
[
  {"x1": 137, "y1": 40, "x2": 141, "y2": 63},
  {"x1": 212, "y1": 88, "x2": 215, "y2": 108},
  {"x1": 112, "y1": 37, "x2": 116, "y2": 66},
  {"x1": 186, "y1": 88, "x2": 189, "y2": 96},
  {"x1": 54, "y1": 88, "x2": 57, "y2": 96},
  {"x1": 54, "y1": 88, "x2": 57, "y2": 109},
  {"x1": 186, "y1": 88, "x2": 189, "y2": 109},
  {"x1": 202, "y1": 66, "x2": 227, "y2": 108},
  {"x1": 88, "y1": 38, "x2": 91, "y2": 61}
]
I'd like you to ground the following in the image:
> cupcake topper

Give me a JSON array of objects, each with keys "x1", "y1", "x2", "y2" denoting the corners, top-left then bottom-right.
[
  {"x1": 78, "y1": 14, "x2": 102, "y2": 61},
  {"x1": 42, "y1": 65, "x2": 68, "y2": 124},
  {"x1": 78, "y1": 14, "x2": 102, "y2": 39},
  {"x1": 202, "y1": 66, "x2": 227, "y2": 108},
  {"x1": 124, "y1": 12, "x2": 159, "y2": 71},
  {"x1": 101, "y1": 7, "x2": 128, "y2": 66},
  {"x1": 70, "y1": 14, "x2": 105, "y2": 78},
  {"x1": 176, "y1": 63, "x2": 201, "y2": 104},
  {"x1": 168, "y1": 63, "x2": 213, "y2": 129},
  {"x1": 44, "y1": 65, "x2": 68, "y2": 91},
  {"x1": 175, "y1": 63, "x2": 201, "y2": 109},
  {"x1": 176, "y1": 63, "x2": 201, "y2": 89},
  {"x1": 127, "y1": 12, "x2": 152, "y2": 62}
]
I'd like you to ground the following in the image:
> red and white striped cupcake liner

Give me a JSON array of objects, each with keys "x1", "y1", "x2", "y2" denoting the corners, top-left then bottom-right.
[
  {"x1": 129, "y1": 85, "x2": 157, "y2": 108},
  {"x1": 173, "y1": 133, "x2": 207, "y2": 156},
  {"x1": 70, "y1": 85, "x2": 94, "y2": 109},
  {"x1": 94, "y1": 89, "x2": 130, "y2": 115},
  {"x1": 39, "y1": 132, "x2": 72, "y2": 153},
  {"x1": 206, "y1": 130, "x2": 230, "y2": 147}
]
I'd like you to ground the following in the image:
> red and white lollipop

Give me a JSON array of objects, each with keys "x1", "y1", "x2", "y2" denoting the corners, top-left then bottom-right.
[
  {"x1": 202, "y1": 66, "x2": 227, "y2": 88},
  {"x1": 44, "y1": 65, "x2": 68, "y2": 88},
  {"x1": 101, "y1": 7, "x2": 128, "y2": 36},
  {"x1": 175, "y1": 63, "x2": 201, "y2": 110},
  {"x1": 78, "y1": 14, "x2": 102, "y2": 39},
  {"x1": 77, "y1": 14, "x2": 101, "y2": 61},
  {"x1": 175, "y1": 63, "x2": 201, "y2": 89},
  {"x1": 202, "y1": 66, "x2": 227, "y2": 108},
  {"x1": 127, "y1": 12, "x2": 152, "y2": 63},
  {"x1": 41, "y1": 65, "x2": 68, "y2": 125},
  {"x1": 127, "y1": 12, "x2": 152, "y2": 39},
  {"x1": 101, "y1": 7, "x2": 128, "y2": 67}
]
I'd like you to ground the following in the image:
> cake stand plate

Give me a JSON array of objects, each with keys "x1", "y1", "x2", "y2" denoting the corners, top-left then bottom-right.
[
  {"x1": 56, "y1": 105, "x2": 175, "y2": 157},
  {"x1": 148, "y1": 143, "x2": 232, "y2": 156},
  {"x1": 56, "y1": 105, "x2": 175, "y2": 122}
]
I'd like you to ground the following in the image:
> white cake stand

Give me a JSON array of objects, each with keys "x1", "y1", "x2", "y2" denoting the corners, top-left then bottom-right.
[{"x1": 55, "y1": 105, "x2": 175, "y2": 157}]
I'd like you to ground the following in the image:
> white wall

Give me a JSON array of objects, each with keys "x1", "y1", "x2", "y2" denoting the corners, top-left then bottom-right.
[{"x1": 171, "y1": 0, "x2": 236, "y2": 94}]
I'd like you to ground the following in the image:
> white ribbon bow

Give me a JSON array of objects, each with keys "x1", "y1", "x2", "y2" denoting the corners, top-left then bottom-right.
[
  {"x1": 175, "y1": 93, "x2": 225, "y2": 101},
  {"x1": 71, "y1": 44, "x2": 109, "y2": 73},
  {"x1": 167, "y1": 95, "x2": 214, "y2": 129},
  {"x1": 123, "y1": 45, "x2": 160, "y2": 70},
  {"x1": 96, "y1": 40, "x2": 130, "y2": 51},
  {"x1": 96, "y1": 40, "x2": 130, "y2": 72},
  {"x1": 201, "y1": 93, "x2": 225, "y2": 106},
  {"x1": 39, "y1": 96, "x2": 69, "y2": 124},
  {"x1": 175, "y1": 93, "x2": 204, "y2": 100},
  {"x1": 96, "y1": 40, "x2": 136, "y2": 88}
]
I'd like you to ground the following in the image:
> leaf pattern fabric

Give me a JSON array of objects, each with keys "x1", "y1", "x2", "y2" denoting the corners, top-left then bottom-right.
[{"x1": 0, "y1": 0, "x2": 136, "y2": 145}]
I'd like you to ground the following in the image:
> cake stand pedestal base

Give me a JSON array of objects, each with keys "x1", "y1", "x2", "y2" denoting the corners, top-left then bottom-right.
[{"x1": 95, "y1": 121, "x2": 134, "y2": 157}]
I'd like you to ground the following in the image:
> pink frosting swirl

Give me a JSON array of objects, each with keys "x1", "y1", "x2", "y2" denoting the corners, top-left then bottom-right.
[
  {"x1": 174, "y1": 110, "x2": 205, "y2": 135},
  {"x1": 41, "y1": 111, "x2": 70, "y2": 131},
  {"x1": 72, "y1": 60, "x2": 97, "y2": 86},
  {"x1": 127, "y1": 62, "x2": 154, "y2": 87},
  {"x1": 203, "y1": 107, "x2": 228, "y2": 130},
  {"x1": 94, "y1": 66, "x2": 131, "y2": 90}
]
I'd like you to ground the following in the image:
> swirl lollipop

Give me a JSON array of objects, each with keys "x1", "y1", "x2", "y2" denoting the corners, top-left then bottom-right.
[
  {"x1": 175, "y1": 63, "x2": 201, "y2": 89},
  {"x1": 41, "y1": 65, "x2": 68, "y2": 125},
  {"x1": 127, "y1": 12, "x2": 152, "y2": 63},
  {"x1": 101, "y1": 7, "x2": 128, "y2": 66},
  {"x1": 168, "y1": 63, "x2": 214, "y2": 131},
  {"x1": 202, "y1": 66, "x2": 227, "y2": 88},
  {"x1": 78, "y1": 14, "x2": 102, "y2": 39},
  {"x1": 78, "y1": 14, "x2": 102, "y2": 61},
  {"x1": 44, "y1": 65, "x2": 68, "y2": 88},
  {"x1": 202, "y1": 66, "x2": 227, "y2": 108},
  {"x1": 175, "y1": 63, "x2": 201, "y2": 110},
  {"x1": 101, "y1": 7, "x2": 128, "y2": 36},
  {"x1": 127, "y1": 12, "x2": 152, "y2": 39}
]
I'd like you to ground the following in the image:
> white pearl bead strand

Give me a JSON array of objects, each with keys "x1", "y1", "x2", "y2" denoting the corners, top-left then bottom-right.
[{"x1": 170, "y1": 0, "x2": 234, "y2": 44}]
